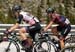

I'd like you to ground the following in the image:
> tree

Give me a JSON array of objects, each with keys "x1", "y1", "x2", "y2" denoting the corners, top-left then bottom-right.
[
  {"x1": 46, "y1": 0, "x2": 51, "y2": 24},
  {"x1": 37, "y1": 6, "x2": 42, "y2": 20},
  {"x1": 64, "y1": 0, "x2": 75, "y2": 24}
]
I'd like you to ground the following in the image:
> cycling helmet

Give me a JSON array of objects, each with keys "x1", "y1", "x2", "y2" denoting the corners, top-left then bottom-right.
[
  {"x1": 46, "y1": 8, "x2": 54, "y2": 13},
  {"x1": 12, "y1": 5, "x2": 21, "y2": 12}
]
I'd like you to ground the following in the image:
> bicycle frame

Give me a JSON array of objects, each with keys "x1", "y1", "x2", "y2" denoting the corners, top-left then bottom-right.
[
  {"x1": 3, "y1": 32, "x2": 22, "y2": 52},
  {"x1": 8, "y1": 33, "x2": 22, "y2": 44}
]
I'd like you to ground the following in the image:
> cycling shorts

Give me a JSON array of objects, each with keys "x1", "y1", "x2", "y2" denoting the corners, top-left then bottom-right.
[
  {"x1": 26, "y1": 22, "x2": 42, "y2": 40},
  {"x1": 57, "y1": 24, "x2": 71, "y2": 38}
]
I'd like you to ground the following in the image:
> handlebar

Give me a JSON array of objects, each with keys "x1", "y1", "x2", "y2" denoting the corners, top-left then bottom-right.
[{"x1": 38, "y1": 31, "x2": 53, "y2": 39}]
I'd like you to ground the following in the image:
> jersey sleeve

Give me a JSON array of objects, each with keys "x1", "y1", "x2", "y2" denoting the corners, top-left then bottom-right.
[{"x1": 16, "y1": 15, "x2": 23, "y2": 24}]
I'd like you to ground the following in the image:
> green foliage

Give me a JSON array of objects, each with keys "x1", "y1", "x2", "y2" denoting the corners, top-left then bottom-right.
[
  {"x1": 74, "y1": 0, "x2": 75, "y2": 7},
  {"x1": 64, "y1": 0, "x2": 75, "y2": 24},
  {"x1": 0, "y1": 12, "x2": 5, "y2": 23},
  {"x1": 0, "y1": 0, "x2": 75, "y2": 24},
  {"x1": 46, "y1": 0, "x2": 51, "y2": 24},
  {"x1": 58, "y1": 4, "x2": 65, "y2": 15},
  {"x1": 0, "y1": 8, "x2": 16, "y2": 24},
  {"x1": 37, "y1": 6, "x2": 42, "y2": 19},
  {"x1": 47, "y1": 0, "x2": 51, "y2": 7},
  {"x1": 7, "y1": 8, "x2": 16, "y2": 24},
  {"x1": 70, "y1": 17, "x2": 75, "y2": 24}
]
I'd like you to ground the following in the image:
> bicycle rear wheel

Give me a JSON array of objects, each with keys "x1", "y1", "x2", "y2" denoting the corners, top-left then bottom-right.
[
  {"x1": 61, "y1": 45, "x2": 75, "y2": 52},
  {"x1": 0, "y1": 38, "x2": 20, "y2": 52}
]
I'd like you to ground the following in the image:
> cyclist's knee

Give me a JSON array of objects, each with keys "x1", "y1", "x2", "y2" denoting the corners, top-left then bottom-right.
[
  {"x1": 59, "y1": 35, "x2": 65, "y2": 41},
  {"x1": 19, "y1": 27, "x2": 26, "y2": 33},
  {"x1": 51, "y1": 27, "x2": 57, "y2": 32},
  {"x1": 51, "y1": 27, "x2": 59, "y2": 36}
]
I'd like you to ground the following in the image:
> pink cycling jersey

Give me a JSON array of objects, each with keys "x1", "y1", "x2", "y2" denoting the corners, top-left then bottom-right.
[{"x1": 20, "y1": 11, "x2": 39, "y2": 25}]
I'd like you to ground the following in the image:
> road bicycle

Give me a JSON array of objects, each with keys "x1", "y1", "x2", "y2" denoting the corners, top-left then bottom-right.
[
  {"x1": 0, "y1": 31, "x2": 61, "y2": 52},
  {"x1": 60, "y1": 33, "x2": 75, "y2": 52},
  {"x1": 0, "y1": 30, "x2": 74, "y2": 52}
]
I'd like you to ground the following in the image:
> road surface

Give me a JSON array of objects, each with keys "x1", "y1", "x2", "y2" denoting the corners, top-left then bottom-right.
[{"x1": 0, "y1": 41, "x2": 75, "y2": 52}]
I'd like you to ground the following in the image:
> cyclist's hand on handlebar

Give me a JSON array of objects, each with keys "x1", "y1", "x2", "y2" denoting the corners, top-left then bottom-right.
[
  {"x1": 41, "y1": 28, "x2": 47, "y2": 33},
  {"x1": 40, "y1": 28, "x2": 49, "y2": 37},
  {"x1": 4, "y1": 29, "x2": 11, "y2": 35},
  {"x1": 40, "y1": 28, "x2": 44, "y2": 32},
  {"x1": 43, "y1": 28, "x2": 47, "y2": 32}
]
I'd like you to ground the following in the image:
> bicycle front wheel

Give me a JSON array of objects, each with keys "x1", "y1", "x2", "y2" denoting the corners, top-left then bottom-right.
[
  {"x1": 61, "y1": 45, "x2": 75, "y2": 52},
  {"x1": 0, "y1": 38, "x2": 20, "y2": 52},
  {"x1": 32, "y1": 41, "x2": 57, "y2": 52}
]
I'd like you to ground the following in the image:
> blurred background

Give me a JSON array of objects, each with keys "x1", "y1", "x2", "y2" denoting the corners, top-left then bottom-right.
[{"x1": 0, "y1": 0, "x2": 75, "y2": 24}]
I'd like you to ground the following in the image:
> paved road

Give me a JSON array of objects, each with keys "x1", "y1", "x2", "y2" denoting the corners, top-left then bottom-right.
[
  {"x1": 0, "y1": 41, "x2": 75, "y2": 52},
  {"x1": 0, "y1": 42, "x2": 25, "y2": 52},
  {"x1": 0, "y1": 41, "x2": 56, "y2": 52}
]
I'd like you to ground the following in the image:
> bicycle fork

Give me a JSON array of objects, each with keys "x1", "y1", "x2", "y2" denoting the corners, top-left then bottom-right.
[{"x1": 5, "y1": 42, "x2": 12, "y2": 52}]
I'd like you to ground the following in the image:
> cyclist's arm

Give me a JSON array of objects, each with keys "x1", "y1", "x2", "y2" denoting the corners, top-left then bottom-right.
[
  {"x1": 8, "y1": 15, "x2": 23, "y2": 32},
  {"x1": 44, "y1": 16, "x2": 56, "y2": 31},
  {"x1": 46, "y1": 16, "x2": 56, "y2": 29},
  {"x1": 44, "y1": 21, "x2": 53, "y2": 31},
  {"x1": 46, "y1": 21, "x2": 53, "y2": 29},
  {"x1": 8, "y1": 23, "x2": 19, "y2": 32}
]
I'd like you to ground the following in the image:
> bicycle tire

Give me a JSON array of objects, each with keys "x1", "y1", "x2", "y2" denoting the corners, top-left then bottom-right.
[
  {"x1": 0, "y1": 38, "x2": 20, "y2": 52},
  {"x1": 48, "y1": 41, "x2": 58, "y2": 52},
  {"x1": 65, "y1": 36, "x2": 75, "y2": 47},
  {"x1": 65, "y1": 36, "x2": 75, "y2": 43},
  {"x1": 32, "y1": 41, "x2": 57, "y2": 52},
  {"x1": 61, "y1": 45, "x2": 75, "y2": 52}
]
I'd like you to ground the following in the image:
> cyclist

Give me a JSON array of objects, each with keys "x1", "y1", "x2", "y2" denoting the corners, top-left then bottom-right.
[
  {"x1": 44, "y1": 8, "x2": 71, "y2": 49},
  {"x1": 4, "y1": 5, "x2": 42, "y2": 49}
]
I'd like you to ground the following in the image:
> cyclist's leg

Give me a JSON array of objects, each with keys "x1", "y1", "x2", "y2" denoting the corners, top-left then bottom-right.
[
  {"x1": 19, "y1": 27, "x2": 27, "y2": 40},
  {"x1": 19, "y1": 23, "x2": 41, "y2": 47},
  {"x1": 28, "y1": 23, "x2": 42, "y2": 41},
  {"x1": 59, "y1": 24, "x2": 71, "y2": 49},
  {"x1": 26, "y1": 23, "x2": 41, "y2": 51},
  {"x1": 51, "y1": 26, "x2": 62, "y2": 50},
  {"x1": 59, "y1": 38, "x2": 65, "y2": 49},
  {"x1": 55, "y1": 26, "x2": 64, "y2": 49},
  {"x1": 62, "y1": 24, "x2": 71, "y2": 38},
  {"x1": 51, "y1": 27, "x2": 59, "y2": 36},
  {"x1": 28, "y1": 23, "x2": 41, "y2": 46},
  {"x1": 19, "y1": 26, "x2": 32, "y2": 48}
]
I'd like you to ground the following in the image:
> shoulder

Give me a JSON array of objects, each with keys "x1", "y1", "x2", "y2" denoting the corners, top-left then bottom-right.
[
  {"x1": 18, "y1": 13, "x2": 23, "y2": 19},
  {"x1": 20, "y1": 11, "x2": 28, "y2": 15},
  {"x1": 52, "y1": 13, "x2": 60, "y2": 18}
]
